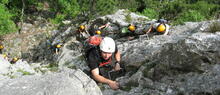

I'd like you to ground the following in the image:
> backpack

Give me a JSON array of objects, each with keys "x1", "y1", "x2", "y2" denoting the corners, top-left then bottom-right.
[
  {"x1": 157, "y1": 19, "x2": 168, "y2": 24},
  {"x1": 83, "y1": 35, "x2": 103, "y2": 60}
]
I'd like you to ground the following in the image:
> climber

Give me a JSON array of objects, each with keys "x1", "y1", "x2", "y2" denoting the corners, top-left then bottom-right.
[
  {"x1": 0, "y1": 44, "x2": 4, "y2": 54},
  {"x1": 86, "y1": 37, "x2": 125, "y2": 90},
  {"x1": 145, "y1": 19, "x2": 170, "y2": 35},
  {"x1": 120, "y1": 24, "x2": 137, "y2": 40},
  {"x1": 54, "y1": 44, "x2": 62, "y2": 54},
  {"x1": 11, "y1": 57, "x2": 19, "y2": 64},
  {"x1": 2, "y1": 54, "x2": 8, "y2": 60},
  {"x1": 88, "y1": 22, "x2": 112, "y2": 37},
  {"x1": 76, "y1": 25, "x2": 90, "y2": 41},
  {"x1": 128, "y1": 24, "x2": 136, "y2": 32}
]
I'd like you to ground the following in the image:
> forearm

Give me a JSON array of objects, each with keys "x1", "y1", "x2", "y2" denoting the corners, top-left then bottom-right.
[
  {"x1": 163, "y1": 28, "x2": 169, "y2": 35},
  {"x1": 146, "y1": 27, "x2": 152, "y2": 34},
  {"x1": 115, "y1": 51, "x2": 121, "y2": 62},
  {"x1": 163, "y1": 31, "x2": 168, "y2": 35},
  {"x1": 91, "y1": 68, "x2": 119, "y2": 90},
  {"x1": 163, "y1": 24, "x2": 170, "y2": 35},
  {"x1": 92, "y1": 74, "x2": 113, "y2": 84},
  {"x1": 99, "y1": 25, "x2": 106, "y2": 29}
]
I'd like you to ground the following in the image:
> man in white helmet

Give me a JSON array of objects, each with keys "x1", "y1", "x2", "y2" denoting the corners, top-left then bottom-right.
[{"x1": 86, "y1": 37, "x2": 123, "y2": 90}]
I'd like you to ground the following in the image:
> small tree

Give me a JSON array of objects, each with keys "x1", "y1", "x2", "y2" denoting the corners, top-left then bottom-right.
[
  {"x1": 141, "y1": 8, "x2": 158, "y2": 19},
  {"x1": 96, "y1": 0, "x2": 118, "y2": 15},
  {"x1": 49, "y1": 0, "x2": 80, "y2": 24},
  {"x1": 0, "y1": 4, "x2": 17, "y2": 35},
  {"x1": 174, "y1": 10, "x2": 205, "y2": 25}
]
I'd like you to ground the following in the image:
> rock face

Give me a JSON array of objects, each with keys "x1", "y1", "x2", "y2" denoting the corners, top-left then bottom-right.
[
  {"x1": 101, "y1": 20, "x2": 220, "y2": 95},
  {"x1": 2, "y1": 21, "x2": 55, "y2": 60},
  {"x1": 0, "y1": 55, "x2": 11, "y2": 74},
  {"x1": 25, "y1": 10, "x2": 219, "y2": 95},
  {"x1": 1, "y1": 9, "x2": 220, "y2": 95},
  {"x1": 0, "y1": 55, "x2": 43, "y2": 78},
  {"x1": 0, "y1": 68, "x2": 102, "y2": 95}
]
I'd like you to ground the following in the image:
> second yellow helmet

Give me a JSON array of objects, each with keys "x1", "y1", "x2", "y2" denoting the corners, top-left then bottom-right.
[
  {"x1": 79, "y1": 25, "x2": 85, "y2": 30},
  {"x1": 13, "y1": 57, "x2": 18, "y2": 62},
  {"x1": 157, "y1": 24, "x2": 166, "y2": 32},
  {"x1": 96, "y1": 30, "x2": 101, "y2": 35},
  {"x1": 56, "y1": 44, "x2": 62, "y2": 48},
  {"x1": 128, "y1": 25, "x2": 136, "y2": 32},
  {"x1": 0, "y1": 45, "x2": 4, "y2": 49}
]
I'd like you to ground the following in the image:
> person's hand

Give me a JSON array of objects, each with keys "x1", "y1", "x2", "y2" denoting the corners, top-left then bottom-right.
[
  {"x1": 114, "y1": 62, "x2": 121, "y2": 71},
  {"x1": 108, "y1": 81, "x2": 119, "y2": 90}
]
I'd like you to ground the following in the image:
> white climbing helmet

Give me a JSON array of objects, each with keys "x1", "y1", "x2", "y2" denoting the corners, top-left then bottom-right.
[{"x1": 99, "y1": 37, "x2": 115, "y2": 53}]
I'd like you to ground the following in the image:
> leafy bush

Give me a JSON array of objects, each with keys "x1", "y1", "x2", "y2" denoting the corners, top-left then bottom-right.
[
  {"x1": 173, "y1": 10, "x2": 205, "y2": 25},
  {"x1": 159, "y1": 0, "x2": 187, "y2": 20},
  {"x1": 96, "y1": 0, "x2": 117, "y2": 15},
  {"x1": 56, "y1": 0, "x2": 80, "y2": 19},
  {"x1": 1, "y1": 0, "x2": 9, "y2": 4},
  {"x1": 118, "y1": 0, "x2": 139, "y2": 12},
  {"x1": 46, "y1": 0, "x2": 80, "y2": 24},
  {"x1": 141, "y1": 8, "x2": 158, "y2": 19},
  {"x1": 189, "y1": 1, "x2": 218, "y2": 19},
  {"x1": 78, "y1": 0, "x2": 118, "y2": 20},
  {"x1": 0, "y1": 4, "x2": 17, "y2": 35},
  {"x1": 50, "y1": 13, "x2": 66, "y2": 24}
]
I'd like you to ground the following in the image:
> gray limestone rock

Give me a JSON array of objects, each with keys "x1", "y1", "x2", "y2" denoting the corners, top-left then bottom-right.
[{"x1": 0, "y1": 69, "x2": 102, "y2": 95}]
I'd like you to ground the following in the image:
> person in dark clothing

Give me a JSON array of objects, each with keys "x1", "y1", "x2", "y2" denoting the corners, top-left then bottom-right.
[
  {"x1": 145, "y1": 19, "x2": 170, "y2": 35},
  {"x1": 86, "y1": 37, "x2": 124, "y2": 90},
  {"x1": 76, "y1": 25, "x2": 90, "y2": 42},
  {"x1": 120, "y1": 24, "x2": 137, "y2": 40}
]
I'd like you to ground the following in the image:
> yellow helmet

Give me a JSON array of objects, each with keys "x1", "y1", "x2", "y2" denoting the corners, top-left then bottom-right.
[
  {"x1": 95, "y1": 30, "x2": 101, "y2": 35},
  {"x1": 56, "y1": 44, "x2": 62, "y2": 48},
  {"x1": 128, "y1": 25, "x2": 135, "y2": 32},
  {"x1": 0, "y1": 45, "x2": 4, "y2": 49},
  {"x1": 157, "y1": 24, "x2": 166, "y2": 32},
  {"x1": 13, "y1": 57, "x2": 18, "y2": 62},
  {"x1": 79, "y1": 25, "x2": 85, "y2": 30}
]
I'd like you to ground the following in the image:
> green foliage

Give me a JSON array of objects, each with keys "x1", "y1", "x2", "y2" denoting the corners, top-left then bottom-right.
[
  {"x1": 159, "y1": 0, "x2": 219, "y2": 24},
  {"x1": 189, "y1": 1, "x2": 218, "y2": 19},
  {"x1": 118, "y1": 0, "x2": 139, "y2": 12},
  {"x1": 79, "y1": 0, "x2": 118, "y2": 20},
  {"x1": 78, "y1": 0, "x2": 90, "y2": 12},
  {"x1": 46, "y1": 63, "x2": 59, "y2": 72},
  {"x1": 96, "y1": 0, "x2": 118, "y2": 15},
  {"x1": 0, "y1": 0, "x2": 219, "y2": 33},
  {"x1": 50, "y1": 13, "x2": 66, "y2": 24},
  {"x1": 174, "y1": 10, "x2": 205, "y2": 25},
  {"x1": 17, "y1": 69, "x2": 33, "y2": 75},
  {"x1": 125, "y1": 13, "x2": 132, "y2": 23},
  {"x1": 0, "y1": 4, "x2": 17, "y2": 35},
  {"x1": 206, "y1": 21, "x2": 220, "y2": 33},
  {"x1": 1, "y1": 0, "x2": 9, "y2": 4},
  {"x1": 159, "y1": 0, "x2": 187, "y2": 20},
  {"x1": 141, "y1": 8, "x2": 158, "y2": 19},
  {"x1": 46, "y1": 0, "x2": 81, "y2": 23},
  {"x1": 57, "y1": 0, "x2": 80, "y2": 18}
]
